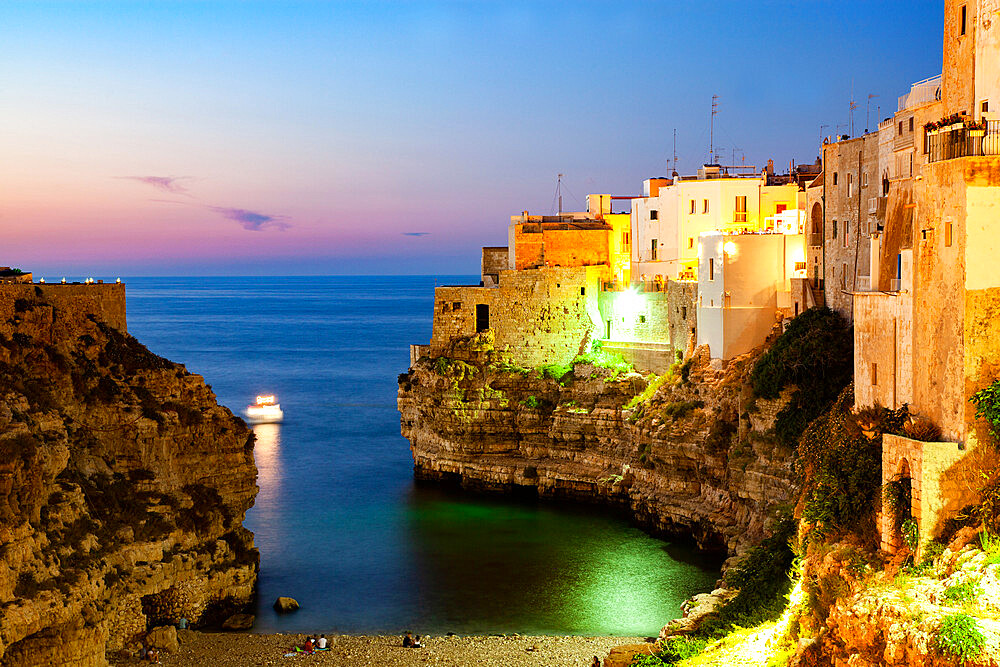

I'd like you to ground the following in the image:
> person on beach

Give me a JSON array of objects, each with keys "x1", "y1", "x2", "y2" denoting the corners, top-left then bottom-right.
[
  {"x1": 317, "y1": 634, "x2": 327, "y2": 649},
  {"x1": 413, "y1": 635, "x2": 423, "y2": 649},
  {"x1": 402, "y1": 632, "x2": 414, "y2": 647},
  {"x1": 303, "y1": 638, "x2": 314, "y2": 653}
]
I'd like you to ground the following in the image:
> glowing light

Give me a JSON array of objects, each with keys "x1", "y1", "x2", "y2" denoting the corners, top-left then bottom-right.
[
  {"x1": 256, "y1": 395, "x2": 276, "y2": 406},
  {"x1": 724, "y1": 241, "x2": 737, "y2": 255}
]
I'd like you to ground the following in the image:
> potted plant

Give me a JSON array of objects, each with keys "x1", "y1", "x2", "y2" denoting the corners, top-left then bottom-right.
[{"x1": 966, "y1": 118, "x2": 987, "y2": 137}]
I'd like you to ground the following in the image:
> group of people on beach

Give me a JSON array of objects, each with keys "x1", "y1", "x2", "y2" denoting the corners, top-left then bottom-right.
[
  {"x1": 293, "y1": 634, "x2": 328, "y2": 654},
  {"x1": 401, "y1": 632, "x2": 424, "y2": 648}
]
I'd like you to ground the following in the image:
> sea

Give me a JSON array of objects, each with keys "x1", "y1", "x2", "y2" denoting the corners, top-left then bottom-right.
[{"x1": 124, "y1": 276, "x2": 719, "y2": 637}]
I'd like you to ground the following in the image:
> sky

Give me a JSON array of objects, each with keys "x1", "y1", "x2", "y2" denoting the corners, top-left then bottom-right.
[{"x1": 1, "y1": 1, "x2": 944, "y2": 276}]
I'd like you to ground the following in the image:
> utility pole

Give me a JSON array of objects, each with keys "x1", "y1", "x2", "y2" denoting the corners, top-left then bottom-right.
[
  {"x1": 849, "y1": 80, "x2": 857, "y2": 137},
  {"x1": 710, "y1": 95, "x2": 719, "y2": 164},
  {"x1": 557, "y1": 173, "x2": 563, "y2": 214}
]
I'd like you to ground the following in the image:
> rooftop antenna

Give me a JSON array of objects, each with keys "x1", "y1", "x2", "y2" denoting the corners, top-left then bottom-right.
[
  {"x1": 866, "y1": 94, "x2": 879, "y2": 133},
  {"x1": 709, "y1": 95, "x2": 719, "y2": 164},
  {"x1": 672, "y1": 129, "x2": 678, "y2": 176},
  {"x1": 849, "y1": 81, "x2": 857, "y2": 137},
  {"x1": 820, "y1": 124, "x2": 830, "y2": 144}
]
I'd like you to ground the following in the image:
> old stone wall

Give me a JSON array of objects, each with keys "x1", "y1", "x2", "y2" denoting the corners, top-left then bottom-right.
[
  {"x1": 822, "y1": 134, "x2": 878, "y2": 319},
  {"x1": 481, "y1": 247, "x2": 508, "y2": 286},
  {"x1": 854, "y1": 291, "x2": 913, "y2": 410},
  {"x1": 511, "y1": 224, "x2": 610, "y2": 271},
  {"x1": 429, "y1": 266, "x2": 607, "y2": 368},
  {"x1": 0, "y1": 283, "x2": 127, "y2": 333}
]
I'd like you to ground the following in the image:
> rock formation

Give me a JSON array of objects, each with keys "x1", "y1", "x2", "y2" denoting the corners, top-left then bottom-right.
[
  {"x1": 0, "y1": 289, "x2": 258, "y2": 665},
  {"x1": 398, "y1": 332, "x2": 797, "y2": 556}
]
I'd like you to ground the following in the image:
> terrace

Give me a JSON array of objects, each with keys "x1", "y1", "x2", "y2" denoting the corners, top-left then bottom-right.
[{"x1": 927, "y1": 120, "x2": 1000, "y2": 162}]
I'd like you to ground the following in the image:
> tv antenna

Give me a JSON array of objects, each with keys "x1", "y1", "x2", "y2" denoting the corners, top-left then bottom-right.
[
  {"x1": 672, "y1": 129, "x2": 678, "y2": 175},
  {"x1": 866, "y1": 94, "x2": 879, "y2": 133},
  {"x1": 709, "y1": 95, "x2": 719, "y2": 164},
  {"x1": 557, "y1": 173, "x2": 563, "y2": 214},
  {"x1": 849, "y1": 81, "x2": 857, "y2": 137}
]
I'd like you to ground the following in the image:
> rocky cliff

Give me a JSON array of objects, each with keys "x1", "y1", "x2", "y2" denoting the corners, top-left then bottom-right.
[
  {"x1": 398, "y1": 332, "x2": 797, "y2": 556},
  {"x1": 0, "y1": 289, "x2": 258, "y2": 666}
]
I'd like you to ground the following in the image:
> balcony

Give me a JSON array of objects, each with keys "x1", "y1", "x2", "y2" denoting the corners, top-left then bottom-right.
[{"x1": 927, "y1": 121, "x2": 1000, "y2": 162}]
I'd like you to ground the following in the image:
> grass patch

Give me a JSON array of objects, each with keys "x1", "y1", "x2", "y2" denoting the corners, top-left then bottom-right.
[{"x1": 625, "y1": 372, "x2": 672, "y2": 410}]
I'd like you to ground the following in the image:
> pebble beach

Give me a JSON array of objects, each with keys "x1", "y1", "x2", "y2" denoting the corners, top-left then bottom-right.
[{"x1": 111, "y1": 631, "x2": 647, "y2": 667}]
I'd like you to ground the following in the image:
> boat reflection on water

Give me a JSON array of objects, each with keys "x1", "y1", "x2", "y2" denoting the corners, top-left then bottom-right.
[{"x1": 252, "y1": 423, "x2": 282, "y2": 505}]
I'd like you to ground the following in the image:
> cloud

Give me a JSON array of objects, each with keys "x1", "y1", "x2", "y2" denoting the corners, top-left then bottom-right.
[
  {"x1": 402, "y1": 232, "x2": 430, "y2": 236},
  {"x1": 208, "y1": 206, "x2": 291, "y2": 231},
  {"x1": 120, "y1": 176, "x2": 190, "y2": 195}
]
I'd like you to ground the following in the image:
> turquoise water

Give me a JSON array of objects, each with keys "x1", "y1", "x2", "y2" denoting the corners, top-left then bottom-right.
[{"x1": 125, "y1": 276, "x2": 718, "y2": 636}]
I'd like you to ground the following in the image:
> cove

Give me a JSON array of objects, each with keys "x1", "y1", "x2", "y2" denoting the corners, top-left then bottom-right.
[{"x1": 125, "y1": 276, "x2": 720, "y2": 636}]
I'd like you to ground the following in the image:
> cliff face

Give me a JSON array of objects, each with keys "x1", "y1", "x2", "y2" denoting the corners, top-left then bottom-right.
[
  {"x1": 398, "y1": 333, "x2": 797, "y2": 555},
  {"x1": 0, "y1": 289, "x2": 258, "y2": 666}
]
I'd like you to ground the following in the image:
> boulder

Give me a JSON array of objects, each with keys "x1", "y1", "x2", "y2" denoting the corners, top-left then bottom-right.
[
  {"x1": 221, "y1": 614, "x2": 255, "y2": 630},
  {"x1": 147, "y1": 626, "x2": 179, "y2": 654},
  {"x1": 273, "y1": 597, "x2": 300, "y2": 613}
]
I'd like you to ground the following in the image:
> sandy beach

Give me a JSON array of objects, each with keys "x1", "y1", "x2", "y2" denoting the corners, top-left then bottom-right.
[{"x1": 110, "y1": 631, "x2": 648, "y2": 666}]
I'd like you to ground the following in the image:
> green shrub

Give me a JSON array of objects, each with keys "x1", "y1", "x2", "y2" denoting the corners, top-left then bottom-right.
[
  {"x1": 521, "y1": 395, "x2": 541, "y2": 409},
  {"x1": 943, "y1": 578, "x2": 983, "y2": 603},
  {"x1": 630, "y1": 637, "x2": 708, "y2": 666},
  {"x1": 799, "y1": 390, "x2": 900, "y2": 542},
  {"x1": 699, "y1": 516, "x2": 797, "y2": 638},
  {"x1": 751, "y1": 307, "x2": 852, "y2": 447},
  {"x1": 625, "y1": 372, "x2": 671, "y2": 410},
  {"x1": 970, "y1": 379, "x2": 1000, "y2": 441},
  {"x1": 537, "y1": 362, "x2": 573, "y2": 384},
  {"x1": 572, "y1": 349, "x2": 633, "y2": 377},
  {"x1": 901, "y1": 518, "x2": 919, "y2": 552},
  {"x1": 935, "y1": 613, "x2": 985, "y2": 664}
]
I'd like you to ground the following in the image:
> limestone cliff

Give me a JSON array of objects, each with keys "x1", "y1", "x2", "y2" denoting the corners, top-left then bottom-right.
[
  {"x1": 0, "y1": 289, "x2": 258, "y2": 666},
  {"x1": 398, "y1": 332, "x2": 797, "y2": 556}
]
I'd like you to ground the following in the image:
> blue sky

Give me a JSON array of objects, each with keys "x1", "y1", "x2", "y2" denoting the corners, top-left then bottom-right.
[{"x1": 1, "y1": 1, "x2": 943, "y2": 275}]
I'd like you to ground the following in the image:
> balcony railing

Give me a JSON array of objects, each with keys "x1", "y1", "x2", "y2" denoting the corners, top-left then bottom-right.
[{"x1": 927, "y1": 121, "x2": 1000, "y2": 162}]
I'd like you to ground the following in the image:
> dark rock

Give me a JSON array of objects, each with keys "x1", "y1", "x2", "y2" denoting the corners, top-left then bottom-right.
[
  {"x1": 273, "y1": 597, "x2": 300, "y2": 613},
  {"x1": 221, "y1": 614, "x2": 255, "y2": 630}
]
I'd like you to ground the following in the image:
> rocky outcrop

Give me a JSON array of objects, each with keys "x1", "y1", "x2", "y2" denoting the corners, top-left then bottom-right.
[
  {"x1": 398, "y1": 333, "x2": 797, "y2": 556},
  {"x1": 0, "y1": 290, "x2": 258, "y2": 665}
]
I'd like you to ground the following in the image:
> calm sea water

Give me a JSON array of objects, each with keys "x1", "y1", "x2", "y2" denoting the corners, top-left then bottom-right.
[{"x1": 125, "y1": 276, "x2": 718, "y2": 636}]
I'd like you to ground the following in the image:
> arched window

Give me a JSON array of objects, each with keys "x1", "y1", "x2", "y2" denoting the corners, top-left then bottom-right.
[{"x1": 811, "y1": 202, "x2": 823, "y2": 241}]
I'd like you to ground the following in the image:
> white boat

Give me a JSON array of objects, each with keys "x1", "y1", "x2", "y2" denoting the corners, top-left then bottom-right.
[{"x1": 244, "y1": 395, "x2": 284, "y2": 424}]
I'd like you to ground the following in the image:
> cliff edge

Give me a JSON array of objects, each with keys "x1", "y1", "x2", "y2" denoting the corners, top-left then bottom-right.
[
  {"x1": 398, "y1": 331, "x2": 797, "y2": 556},
  {"x1": 0, "y1": 287, "x2": 258, "y2": 666}
]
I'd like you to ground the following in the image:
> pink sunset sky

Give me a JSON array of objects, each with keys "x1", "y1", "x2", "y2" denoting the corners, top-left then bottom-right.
[{"x1": 1, "y1": 1, "x2": 942, "y2": 276}]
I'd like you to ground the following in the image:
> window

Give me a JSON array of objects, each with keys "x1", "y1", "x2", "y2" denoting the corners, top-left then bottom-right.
[
  {"x1": 475, "y1": 304, "x2": 489, "y2": 332},
  {"x1": 833, "y1": 172, "x2": 839, "y2": 185},
  {"x1": 580, "y1": 287, "x2": 585, "y2": 296},
  {"x1": 898, "y1": 120, "x2": 904, "y2": 135},
  {"x1": 841, "y1": 263, "x2": 848, "y2": 290},
  {"x1": 622, "y1": 231, "x2": 630, "y2": 248},
  {"x1": 848, "y1": 173, "x2": 853, "y2": 198},
  {"x1": 776, "y1": 203, "x2": 787, "y2": 214},
  {"x1": 681, "y1": 306, "x2": 687, "y2": 319},
  {"x1": 453, "y1": 301, "x2": 462, "y2": 310},
  {"x1": 961, "y1": 4, "x2": 967, "y2": 35},
  {"x1": 946, "y1": 221, "x2": 953, "y2": 247},
  {"x1": 984, "y1": 101, "x2": 990, "y2": 114},
  {"x1": 651, "y1": 239, "x2": 658, "y2": 261},
  {"x1": 871, "y1": 362, "x2": 878, "y2": 386},
  {"x1": 843, "y1": 222, "x2": 849, "y2": 248},
  {"x1": 862, "y1": 172, "x2": 868, "y2": 187},
  {"x1": 650, "y1": 210, "x2": 659, "y2": 220},
  {"x1": 688, "y1": 237, "x2": 694, "y2": 249},
  {"x1": 832, "y1": 220, "x2": 838, "y2": 239},
  {"x1": 709, "y1": 257, "x2": 715, "y2": 281},
  {"x1": 909, "y1": 117, "x2": 914, "y2": 132},
  {"x1": 689, "y1": 199, "x2": 696, "y2": 214},
  {"x1": 734, "y1": 195, "x2": 747, "y2": 223},
  {"x1": 703, "y1": 199, "x2": 709, "y2": 213}
]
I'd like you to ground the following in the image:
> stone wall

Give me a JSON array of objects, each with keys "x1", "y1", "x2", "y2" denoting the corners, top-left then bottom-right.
[
  {"x1": 481, "y1": 247, "x2": 508, "y2": 286},
  {"x1": 854, "y1": 291, "x2": 913, "y2": 410},
  {"x1": 0, "y1": 283, "x2": 127, "y2": 333},
  {"x1": 429, "y1": 266, "x2": 608, "y2": 368},
  {"x1": 510, "y1": 224, "x2": 610, "y2": 271},
  {"x1": 880, "y1": 434, "x2": 970, "y2": 556}
]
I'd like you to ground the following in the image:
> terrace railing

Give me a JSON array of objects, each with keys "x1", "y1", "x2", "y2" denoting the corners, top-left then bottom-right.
[{"x1": 927, "y1": 121, "x2": 1000, "y2": 162}]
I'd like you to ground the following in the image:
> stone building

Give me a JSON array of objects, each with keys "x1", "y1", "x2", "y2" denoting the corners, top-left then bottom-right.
[{"x1": 848, "y1": 0, "x2": 1000, "y2": 554}]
